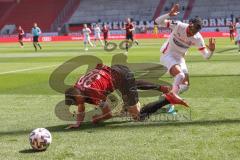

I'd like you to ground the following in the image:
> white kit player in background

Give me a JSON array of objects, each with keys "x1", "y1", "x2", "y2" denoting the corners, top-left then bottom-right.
[
  {"x1": 235, "y1": 20, "x2": 240, "y2": 52},
  {"x1": 82, "y1": 24, "x2": 93, "y2": 51},
  {"x1": 155, "y1": 4, "x2": 216, "y2": 113},
  {"x1": 94, "y1": 24, "x2": 104, "y2": 46}
]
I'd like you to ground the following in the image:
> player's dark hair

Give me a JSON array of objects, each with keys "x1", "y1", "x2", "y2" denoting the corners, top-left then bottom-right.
[
  {"x1": 190, "y1": 17, "x2": 203, "y2": 31},
  {"x1": 65, "y1": 87, "x2": 82, "y2": 105}
]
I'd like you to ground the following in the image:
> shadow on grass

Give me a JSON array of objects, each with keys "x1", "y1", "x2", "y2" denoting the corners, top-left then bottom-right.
[
  {"x1": 19, "y1": 149, "x2": 46, "y2": 154},
  {"x1": 216, "y1": 47, "x2": 238, "y2": 53},
  {"x1": 1, "y1": 119, "x2": 240, "y2": 137}
]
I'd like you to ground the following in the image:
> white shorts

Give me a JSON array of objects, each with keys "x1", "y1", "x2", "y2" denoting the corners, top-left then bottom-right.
[
  {"x1": 160, "y1": 52, "x2": 188, "y2": 74},
  {"x1": 84, "y1": 36, "x2": 91, "y2": 43},
  {"x1": 236, "y1": 34, "x2": 240, "y2": 41},
  {"x1": 94, "y1": 34, "x2": 101, "y2": 40}
]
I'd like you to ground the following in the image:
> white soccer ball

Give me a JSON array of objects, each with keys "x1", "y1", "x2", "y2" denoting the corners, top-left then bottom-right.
[{"x1": 29, "y1": 128, "x2": 52, "y2": 151}]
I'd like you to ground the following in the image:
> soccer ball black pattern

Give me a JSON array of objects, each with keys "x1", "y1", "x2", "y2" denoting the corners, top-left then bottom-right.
[{"x1": 29, "y1": 128, "x2": 52, "y2": 151}]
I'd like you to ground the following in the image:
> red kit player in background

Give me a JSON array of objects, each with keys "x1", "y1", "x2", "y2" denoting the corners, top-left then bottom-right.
[
  {"x1": 229, "y1": 22, "x2": 235, "y2": 42},
  {"x1": 124, "y1": 18, "x2": 139, "y2": 53},
  {"x1": 18, "y1": 26, "x2": 24, "y2": 48},
  {"x1": 102, "y1": 25, "x2": 109, "y2": 46}
]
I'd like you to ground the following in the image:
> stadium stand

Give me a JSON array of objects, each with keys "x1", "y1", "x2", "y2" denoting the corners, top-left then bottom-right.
[
  {"x1": 68, "y1": 0, "x2": 201, "y2": 25},
  {"x1": 50, "y1": 0, "x2": 80, "y2": 32},
  {"x1": 152, "y1": 0, "x2": 167, "y2": 20},
  {"x1": 68, "y1": 0, "x2": 161, "y2": 24},
  {"x1": 0, "y1": 1, "x2": 16, "y2": 24},
  {"x1": 1, "y1": 0, "x2": 240, "y2": 34},
  {"x1": 158, "y1": 0, "x2": 190, "y2": 20},
  {"x1": 182, "y1": 0, "x2": 195, "y2": 20},
  {"x1": 0, "y1": 0, "x2": 69, "y2": 32},
  {"x1": 190, "y1": 0, "x2": 240, "y2": 19}
]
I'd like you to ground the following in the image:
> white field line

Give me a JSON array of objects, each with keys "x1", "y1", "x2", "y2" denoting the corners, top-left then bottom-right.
[
  {"x1": 0, "y1": 51, "x2": 105, "y2": 58},
  {"x1": 0, "y1": 65, "x2": 57, "y2": 75}
]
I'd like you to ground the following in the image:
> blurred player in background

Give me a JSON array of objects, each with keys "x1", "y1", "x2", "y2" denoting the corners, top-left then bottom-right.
[
  {"x1": 155, "y1": 4, "x2": 215, "y2": 112},
  {"x1": 229, "y1": 22, "x2": 235, "y2": 42},
  {"x1": 102, "y1": 25, "x2": 109, "y2": 46},
  {"x1": 18, "y1": 26, "x2": 24, "y2": 48},
  {"x1": 82, "y1": 24, "x2": 93, "y2": 51},
  {"x1": 32, "y1": 23, "x2": 42, "y2": 51},
  {"x1": 93, "y1": 24, "x2": 104, "y2": 47},
  {"x1": 123, "y1": 18, "x2": 139, "y2": 53},
  {"x1": 153, "y1": 23, "x2": 159, "y2": 38},
  {"x1": 235, "y1": 19, "x2": 240, "y2": 52}
]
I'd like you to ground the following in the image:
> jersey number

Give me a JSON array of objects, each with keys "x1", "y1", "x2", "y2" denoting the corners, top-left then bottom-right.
[{"x1": 78, "y1": 71, "x2": 101, "y2": 88}]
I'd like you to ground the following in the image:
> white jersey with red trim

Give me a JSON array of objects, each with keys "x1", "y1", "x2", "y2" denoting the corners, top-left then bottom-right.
[
  {"x1": 235, "y1": 22, "x2": 240, "y2": 40},
  {"x1": 94, "y1": 26, "x2": 101, "y2": 36},
  {"x1": 160, "y1": 20, "x2": 206, "y2": 57},
  {"x1": 155, "y1": 14, "x2": 213, "y2": 60},
  {"x1": 82, "y1": 27, "x2": 91, "y2": 37},
  {"x1": 236, "y1": 23, "x2": 240, "y2": 35}
]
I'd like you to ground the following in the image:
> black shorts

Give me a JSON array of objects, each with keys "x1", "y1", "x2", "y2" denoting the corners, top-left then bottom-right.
[
  {"x1": 126, "y1": 34, "x2": 133, "y2": 41},
  {"x1": 111, "y1": 65, "x2": 139, "y2": 107},
  {"x1": 33, "y1": 36, "x2": 39, "y2": 42},
  {"x1": 18, "y1": 35, "x2": 23, "y2": 41},
  {"x1": 104, "y1": 35, "x2": 108, "y2": 40}
]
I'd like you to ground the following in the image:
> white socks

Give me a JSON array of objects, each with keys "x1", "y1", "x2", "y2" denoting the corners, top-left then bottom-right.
[
  {"x1": 178, "y1": 84, "x2": 189, "y2": 94},
  {"x1": 172, "y1": 72, "x2": 185, "y2": 94}
]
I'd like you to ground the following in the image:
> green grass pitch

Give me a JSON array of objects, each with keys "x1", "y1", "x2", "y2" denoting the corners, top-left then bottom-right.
[{"x1": 0, "y1": 38, "x2": 240, "y2": 160}]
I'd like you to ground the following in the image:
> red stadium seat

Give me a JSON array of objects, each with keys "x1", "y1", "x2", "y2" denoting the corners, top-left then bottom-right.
[{"x1": 0, "y1": 0, "x2": 69, "y2": 32}]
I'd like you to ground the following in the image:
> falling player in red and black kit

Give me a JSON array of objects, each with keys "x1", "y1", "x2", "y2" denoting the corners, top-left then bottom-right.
[
  {"x1": 124, "y1": 18, "x2": 139, "y2": 53},
  {"x1": 229, "y1": 22, "x2": 235, "y2": 42},
  {"x1": 18, "y1": 26, "x2": 24, "y2": 48},
  {"x1": 65, "y1": 64, "x2": 188, "y2": 129},
  {"x1": 102, "y1": 25, "x2": 109, "y2": 46}
]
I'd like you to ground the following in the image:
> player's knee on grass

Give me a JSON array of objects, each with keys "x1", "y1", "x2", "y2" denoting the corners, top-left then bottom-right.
[
  {"x1": 99, "y1": 102, "x2": 112, "y2": 118},
  {"x1": 92, "y1": 103, "x2": 113, "y2": 124},
  {"x1": 127, "y1": 102, "x2": 141, "y2": 121},
  {"x1": 121, "y1": 91, "x2": 140, "y2": 120}
]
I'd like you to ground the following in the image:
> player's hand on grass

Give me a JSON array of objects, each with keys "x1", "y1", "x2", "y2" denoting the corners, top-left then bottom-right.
[
  {"x1": 169, "y1": 4, "x2": 180, "y2": 17},
  {"x1": 207, "y1": 38, "x2": 216, "y2": 52},
  {"x1": 65, "y1": 123, "x2": 80, "y2": 129}
]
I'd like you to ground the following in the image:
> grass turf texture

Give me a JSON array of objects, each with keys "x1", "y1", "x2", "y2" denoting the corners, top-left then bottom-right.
[{"x1": 0, "y1": 38, "x2": 240, "y2": 160}]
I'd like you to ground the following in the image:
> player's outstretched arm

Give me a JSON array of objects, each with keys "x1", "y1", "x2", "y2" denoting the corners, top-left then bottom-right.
[
  {"x1": 65, "y1": 103, "x2": 85, "y2": 129},
  {"x1": 169, "y1": 4, "x2": 180, "y2": 17},
  {"x1": 207, "y1": 38, "x2": 216, "y2": 52},
  {"x1": 155, "y1": 4, "x2": 180, "y2": 27},
  {"x1": 201, "y1": 38, "x2": 216, "y2": 60}
]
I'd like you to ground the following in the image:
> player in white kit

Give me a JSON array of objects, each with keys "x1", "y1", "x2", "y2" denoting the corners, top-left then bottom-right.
[
  {"x1": 155, "y1": 4, "x2": 216, "y2": 113},
  {"x1": 235, "y1": 20, "x2": 240, "y2": 52},
  {"x1": 93, "y1": 24, "x2": 104, "y2": 46},
  {"x1": 82, "y1": 24, "x2": 93, "y2": 51}
]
